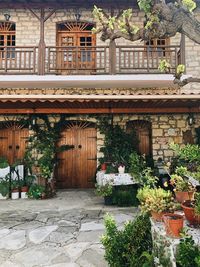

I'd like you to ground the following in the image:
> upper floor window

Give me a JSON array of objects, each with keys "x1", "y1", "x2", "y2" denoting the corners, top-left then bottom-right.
[
  {"x1": 0, "y1": 22, "x2": 16, "y2": 59},
  {"x1": 145, "y1": 38, "x2": 170, "y2": 57}
]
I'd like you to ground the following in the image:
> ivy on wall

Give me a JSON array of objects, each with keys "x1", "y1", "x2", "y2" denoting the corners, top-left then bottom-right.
[
  {"x1": 24, "y1": 114, "x2": 73, "y2": 181},
  {"x1": 97, "y1": 116, "x2": 138, "y2": 170}
]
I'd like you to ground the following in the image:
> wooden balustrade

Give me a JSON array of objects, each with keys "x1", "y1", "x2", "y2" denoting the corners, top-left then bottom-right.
[
  {"x1": 0, "y1": 46, "x2": 38, "y2": 74},
  {"x1": 0, "y1": 44, "x2": 182, "y2": 75}
]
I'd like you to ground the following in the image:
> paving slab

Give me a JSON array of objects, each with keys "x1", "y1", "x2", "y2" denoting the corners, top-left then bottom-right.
[{"x1": 0, "y1": 190, "x2": 137, "y2": 267}]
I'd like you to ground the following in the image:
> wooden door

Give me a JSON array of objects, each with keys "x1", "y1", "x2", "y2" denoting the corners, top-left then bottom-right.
[
  {"x1": 56, "y1": 121, "x2": 97, "y2": 188},
  {"x1": 0, "y1": 125, "x2": 29, "y2": 165},
  {"x1": 127, "y1": 120, "x2": 152, "y2": 156},
  {"x1": 57, "y1": 21, "x2": 96, "y2": 74}
]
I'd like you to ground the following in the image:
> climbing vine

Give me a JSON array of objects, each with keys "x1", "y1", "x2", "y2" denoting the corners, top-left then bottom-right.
[{"x1": 24, "y1": 115, "x2": 73, "y2": 181}]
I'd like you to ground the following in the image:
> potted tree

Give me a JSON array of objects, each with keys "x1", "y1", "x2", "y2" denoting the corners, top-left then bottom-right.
[
  {"x1": 137, "y1": 186, "x2": 175, "y2": 221},
  {"x1": 95, "y1": 183, "x2": 113, "y2": 205},
  {"x1": 170, "y1": 166, "x2": 195, "y2": 203}
]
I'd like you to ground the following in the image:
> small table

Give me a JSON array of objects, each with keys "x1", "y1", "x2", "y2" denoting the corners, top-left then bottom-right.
[{"x1": 96, "y1": 171, "x2": 137, "y2": 186}]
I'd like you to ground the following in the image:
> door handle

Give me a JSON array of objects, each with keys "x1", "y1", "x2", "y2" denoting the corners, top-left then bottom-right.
[
  {"x1": 8, "y1": 145, "x2": 12, "y2": 150},
  {"x1": 78, "y1": 145, "x2": 82, "y2": 149},
  {"x1": 16, "y1": 145, "x2": 20, "y2": 150}
]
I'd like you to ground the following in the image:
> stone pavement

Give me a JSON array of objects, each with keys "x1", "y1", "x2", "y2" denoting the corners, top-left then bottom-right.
[{"x1": 0, "y1": 190, "x2": 138, "y2": 267}]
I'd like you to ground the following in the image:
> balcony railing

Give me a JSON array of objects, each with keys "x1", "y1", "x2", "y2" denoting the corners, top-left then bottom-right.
[{"x1": 0, "y1": 44, "x2": 182, "y2": 75}]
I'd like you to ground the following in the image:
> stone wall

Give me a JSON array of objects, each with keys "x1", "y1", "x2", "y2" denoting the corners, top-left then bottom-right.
[{"x1": 1, "y1": 113, "x2": 199, "y2": 164}]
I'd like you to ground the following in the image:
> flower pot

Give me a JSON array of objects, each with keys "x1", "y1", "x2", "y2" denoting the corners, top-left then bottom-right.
[
  {"x1": 11, "y1": 189, "x2": 19, "y2": 200},
  {"x1": 175, "y1": 191, "x2": 194, "y2": 203},
  {"x1": 163, "y1": 213, "x2": 184, "y2": 238},
  {"x1": 21, "y1": 186, "x2": 29, "y2": 199},
  {"x1": 0, "y1": 193, "x2": 8, "y2": 200},
  {"x1": 182, "y1": 200, "x2": 198, "y2": 225},
  {"x1": 101, "y1": 163, "x2": 107, "y2": 171},
  {"x1": 104, "y1": 196, "x2": 113, "y2": 205},
  {"x1": 151, "y1": 211, "x2": 165, "y2": 222},
  {"x1": 118, "y1": 166, "x2": 125, "y2": 174}
]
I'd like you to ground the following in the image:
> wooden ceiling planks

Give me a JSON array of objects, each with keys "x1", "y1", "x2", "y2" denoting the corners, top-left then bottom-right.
[{"x1": 0, "y1": 0, "x2": 136, "y2": 9}]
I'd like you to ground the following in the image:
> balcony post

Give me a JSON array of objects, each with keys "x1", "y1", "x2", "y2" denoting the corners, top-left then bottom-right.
[
  {"x1": 28, "y1": 8, "x2": 56, "y2": 75},
  {"x1": 38, "y1": 8, "x2": 45, "y2": 75},
  {"x1": 109, "y1": 40, "x2": 116, "y2": 75}
]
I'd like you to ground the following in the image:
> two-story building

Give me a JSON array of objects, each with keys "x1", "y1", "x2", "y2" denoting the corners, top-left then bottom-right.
[{"x1": 0, "y1": 0, "x2": 200, "y2": 188}]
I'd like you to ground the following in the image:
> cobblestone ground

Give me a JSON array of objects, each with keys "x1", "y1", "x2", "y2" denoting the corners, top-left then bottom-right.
[{"x1": 0, "y1": 190, "x2": 138, "y2": 267}]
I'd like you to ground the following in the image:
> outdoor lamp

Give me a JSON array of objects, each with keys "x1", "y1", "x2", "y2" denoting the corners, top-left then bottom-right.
[
  {"x1": 187, "y1": 114, "x2": 195, "y2": 126},
  {"x1": 74, "y1": 10, "x2": 82, "y2": 21},
  {"x1": 4, "y1": 12, "x2": 11, "y2": 22}
]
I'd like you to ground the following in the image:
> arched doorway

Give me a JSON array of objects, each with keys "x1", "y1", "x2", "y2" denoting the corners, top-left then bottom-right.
[
  {"x1": 56, "y1": 121, "x2": 97, "y2": 188},
  {"x1": 56, "y1": 21, "x2": 96, "y2": 74},
  {"x1": 0, "y1": 121, "x2": 29, "y2": 165},
  {"x1": 127, "y1": 120, "x2": 152, "y2": 156}
]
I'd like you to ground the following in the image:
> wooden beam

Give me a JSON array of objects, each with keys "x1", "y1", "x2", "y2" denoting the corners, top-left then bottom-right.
[
  {"x1": 28, "y1": 8, "x2": 56, "y2": 75},
  {"x1": 0, "y1": 94, "x2": 200, "y2": 100},
  {"x1": 0, "y1": 107, "x2": 199, "y2": 114}
]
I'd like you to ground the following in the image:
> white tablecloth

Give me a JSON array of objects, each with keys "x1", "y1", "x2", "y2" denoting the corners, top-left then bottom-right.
[{"x1": 96, "y1": 171, "x2": 137, "y2": 186}]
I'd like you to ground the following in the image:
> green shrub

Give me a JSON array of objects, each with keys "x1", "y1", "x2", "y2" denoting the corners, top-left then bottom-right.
[
  {"x1": 27, "y1": 184, "x2": 45, "y2": 199},
  {"x1": 112, "y1": 186, "x2": 138, "y2": 207},
  {"x1": 101, "y1": 213, "x2": 152, "y2": 267},
  {"x1": 176, "y1": 236, "x2": 200, "y2": 267}
]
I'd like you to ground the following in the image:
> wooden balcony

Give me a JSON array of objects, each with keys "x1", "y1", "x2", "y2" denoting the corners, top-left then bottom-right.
[{"x1": 0, "y1": 44, "x2": 183, "y2": 75}]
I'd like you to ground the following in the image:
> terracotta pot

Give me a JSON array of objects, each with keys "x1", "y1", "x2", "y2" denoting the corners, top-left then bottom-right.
[
  {"x1": 21, "y1": 186, "x2": 29, "y2": 192},
  {"x1": 101, "y1": 163, "x2": 106, "y2": 171},
  {"x1": 151, "y1": 211, "x2": 165, "y2": 222},
  {"x1": 182, "y1": 200, "x2": 198, "y2": 225},
  {"x1": 175, "y1": 191, "x2": 194, "y2": 203},
  {"x1": 163, "y1": 213, "x2": 184, "y2": 238}
]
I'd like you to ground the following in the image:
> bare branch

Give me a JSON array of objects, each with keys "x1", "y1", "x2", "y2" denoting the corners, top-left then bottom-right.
[{"x1": 174, "y1": 77, "x2": 200, "y2": 86}]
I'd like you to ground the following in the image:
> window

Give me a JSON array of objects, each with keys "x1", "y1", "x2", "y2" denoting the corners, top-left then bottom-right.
[
  {"x1": 145, "y1": 38, "x2": 170, "y2": 57},
  {"x1": 0, "y1": 22, "x2": 16, "y2": 59}
]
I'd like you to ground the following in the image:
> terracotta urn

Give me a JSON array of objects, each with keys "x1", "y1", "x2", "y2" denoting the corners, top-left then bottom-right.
[{"x1": 182, "y1": 200, "x2": 199, "y2": 225}]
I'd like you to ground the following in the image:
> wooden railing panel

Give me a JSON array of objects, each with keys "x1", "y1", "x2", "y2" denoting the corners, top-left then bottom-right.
[
  {"x1": 0, "y1": 44, "x2": 181, "y2": 75},
  {"x1": 0, "y1": 46, "x2": 38, "y2": 74}
]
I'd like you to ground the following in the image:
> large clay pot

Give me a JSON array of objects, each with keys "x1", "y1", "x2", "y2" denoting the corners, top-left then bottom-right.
[
  {"x1": 175, "y1": 191, "x2": 194, "y2": 203},
  {"x1": 151, "y1": 211, "x2": 165, "y2": 222},
  {"x1": 163, "y1": 213, "x2": 184, "y2": 238},
  {"x1": 182, "y1": 200, "x2": 198, "y2": 225}
]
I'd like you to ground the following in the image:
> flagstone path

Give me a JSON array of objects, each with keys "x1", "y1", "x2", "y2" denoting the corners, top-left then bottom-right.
[{"x1": 0, "y1": 190, "x2": 138, "y2": 267}]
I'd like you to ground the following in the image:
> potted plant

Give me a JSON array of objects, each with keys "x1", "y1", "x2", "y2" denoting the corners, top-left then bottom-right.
[
  {"x1": 0, "y1": 178, "x2": 9, "y2": 199},
  {"x1": 11, "y1": 180, "x2": 21, "y2": 200},
  {"x1": 162, "y1": 213, "x2": 184, "y2": 238},
  {"x1": 21, "y1": 175, "x2": 36, "y2": 199},
  {"x1": 170, "y1": 166, "x2": 195, "y2": 203},
  {"x1": 137, "y1": 186, "x2": 175, "y2": 221},
  {"x1": 182, "y1": 192, "x2": 200, "y2": 225},
  {"x1": 118, "y1": 163, "x2": 125, "y2": 174},
  {"x1": 95, "y1": 183, "x2": 113, "y2": 205}
]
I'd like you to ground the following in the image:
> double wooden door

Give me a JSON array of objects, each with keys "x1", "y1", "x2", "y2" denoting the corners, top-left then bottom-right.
[
  {"x1": 57, "y1": 22, "x2": 96, "y2": 73},
  {"x1": 0, "y1": 126, "x2": 29, "y2": 165},
  {"x1": 56, "y1": 122, "x2": 97, "y2": 188}
]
